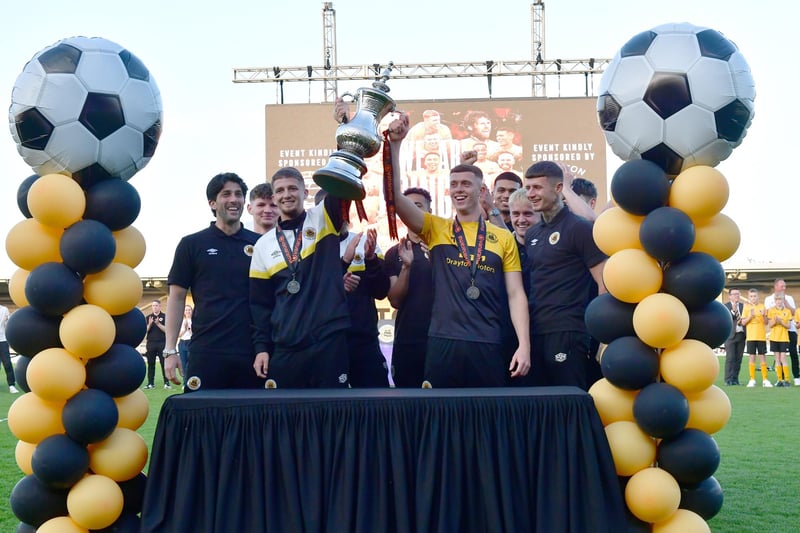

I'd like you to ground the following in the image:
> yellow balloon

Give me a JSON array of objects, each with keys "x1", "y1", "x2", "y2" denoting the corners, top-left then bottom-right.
[
  {"x1": 625, "y1": 467, "x2": 681, "y2": 523},
  {"x1": 5, "y1": 218, "x2": 63, "y2": 271},
  {"x1": 691, "y1": 213, "x2": 740, "y2": 262},
  {"x1": 593, "y1": 207, "x2": 644, "y2": 256},
  {"x1": 7, "y1": 392, "x2": 65, "y2": 443},
  {"x1": 60, "y1": 304, "x2": 116, "y2": 359},
  {"x1": 603, "y1": 249, "x2": 663, "y2": 303},
  {"x1": 685, "y1": 385, "x2": 732, "y2": 434},
  {"x1": 89, "y1": 428, "x2": 148, "y2": 482},
  {"x1": 660, "y1": 339, "x2": 719, "y2": 394},
  {"x1": 83, "y1": 263, "x2": 143, "y2": 316},
  {"x1": 113, "y1": 226, "x2": 146, "y2": 268},
  {"x1": 669, "y1": 166, "x2": 729, "y2": 222},
  {"x1": 589, "y1": 378, "x2": 638, "y2": 426},
  {"x1": 633, "y1": 293, "x2": 689, "y2": 349},
  {"x1": 26, "y1": 347, "x2": 86, "y2": 401},
  {"x1": 38, "y1": 516, "x2": 90, "y2": 533},
  {"x1": 653, "y1": 509, "x2": 711, "y2": 533},
  {"x1": 27, "y1": 173, "x2": 86, "y2": 228},
  {"x1": 15, "y1": 440, "x2": 35, "y2": 475},
  {"x1": 9, "y1": 268, "x2": 30, "y2": 307},
  {"x1": 605, "y1": 421, "x2": 656, "y2": 476},
  {"x1": 114, "y1": 388, "x2": 150, "y2": 430},
  {"x1": 67, "y1": 474, "x2": 124, "y2": 530}
]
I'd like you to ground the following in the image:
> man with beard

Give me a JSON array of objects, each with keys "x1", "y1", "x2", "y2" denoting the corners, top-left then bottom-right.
[{"x1": 164, "y1": 172, "x2": 264, "y2": 391}]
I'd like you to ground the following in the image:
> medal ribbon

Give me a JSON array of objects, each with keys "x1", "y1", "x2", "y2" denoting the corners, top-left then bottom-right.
[
  {"x1": 452, "y1": 215, "x2": 486, "y2": 286},
  {"x1": 382, "y1": 130, "x2": 399, "y2": 240},
  {"x1": 275, "y1": 226, "x2": 303, "y2": 279}
]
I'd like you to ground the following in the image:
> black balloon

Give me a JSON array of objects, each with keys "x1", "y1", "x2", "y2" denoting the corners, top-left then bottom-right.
[
  {"x1": 14, "y1": 356, "x2": 31, "y2": 393},
  {"x1": 16, "y1": 174, "x2": 39, "y2": 219},
  {"x1": 9, "y1": 474, "x2": 69, "y2": 528},
  {"x1": 16, "y1": 522, "x2": 37, "y2": 533},
  {"x1": 85, "y1": 344, "x2": 146, "y2": 397},
  {"x1": 639, "y1": 206, "x2": 695, "y2": 263},
  {"x1": 24, "y1": 262, "x2": 84, "y2": 316},
  {"x1": 84, "y1": 179, "x2": 141, "y2": 231},
  {"x1": 585, "y1": 293, "x2": 637, "y2": 344},
  {"x1": 680, "y1": 475, "x2": 724, "y2": 520},
  {"x1": 633, "y1": 382, "x2": 689, "y2": 439},
  {"x1": 113, "y1": 307, "x2": 147, "y2": 347},
  {"x1": 5, "y1": 307, "x2": 62, "y2": 357},
  {"x1": 662, "y1": 252, "x2": 726, "y2": 309},
  {"x1": 610, "y1": 159, "x2": 670, "y2": 216},
  {"x1": 119, "y1": 473, "x2": 147, "y2": 515},
  {"x1": 601, "y1": 336, "x2": 659, "y2": 390},
  {"x1": 686, "y1": 300, "x2": 733, "y2": 349},
  {"x1": 60, "y1": 219, "x2": 117, "y2": 275},
  {"x1": 657, "y1": 428, "x2": 721, "y2": 486},
  {"x1": 63, "y1": 388, "x2": 119, "y2": 444},
  {"x1": 31, "y1": 434, "x2": 89, "y2": 489}
]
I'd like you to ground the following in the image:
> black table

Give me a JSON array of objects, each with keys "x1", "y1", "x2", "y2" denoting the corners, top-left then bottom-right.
[{"x1": 142, "y1": 387, "x2": 625, "y2": 532}]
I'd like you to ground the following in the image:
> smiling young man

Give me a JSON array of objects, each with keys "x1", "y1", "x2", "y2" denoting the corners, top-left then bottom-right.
[
  {"x1": 164, "y1": 172, "x2": 264, "y2": 391},
  {"x1": 247, "y1": 182, "x2": 279, "y2": 234},
  {"x1": 249, "y1": 167, "x2": 351, "y2": 388},
  {"x1": 386, "y1": 113, "x2": 530, "y2": 387},
  {"x1": 524, "y1": 161, "x2": 607, "y2": 390}
]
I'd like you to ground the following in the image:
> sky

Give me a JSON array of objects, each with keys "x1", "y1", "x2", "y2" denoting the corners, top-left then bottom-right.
[{"x1": 1, "y1": 0, "x2": 797, "y2": 278}]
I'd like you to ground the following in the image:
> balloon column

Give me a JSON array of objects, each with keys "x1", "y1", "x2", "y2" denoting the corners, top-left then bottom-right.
[
  {"x1": 5, "y1": 36, "x2": 161, "y2": 531},
  {"x1": 590, "y1": 23, "x2": 754, "y2": 531}
]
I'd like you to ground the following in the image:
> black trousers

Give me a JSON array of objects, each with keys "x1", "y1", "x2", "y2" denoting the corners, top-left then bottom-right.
[
  {"x1": 0, "y1": 341, "x2": 16, "y2": 386},
  {"x1": 724, "y1": 332, "x2": 746, "y2": 383},
  {"x1": 145, "y1": 343, "x2": 167, "y2": 386},
  {"x1": 790, "y1": 330, "x2": 799, "y2": 379}
]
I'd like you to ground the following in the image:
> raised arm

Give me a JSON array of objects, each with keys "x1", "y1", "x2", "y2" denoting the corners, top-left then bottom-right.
[{"x1": 386, "y1": 114, "x2": 425, "y2": 234}]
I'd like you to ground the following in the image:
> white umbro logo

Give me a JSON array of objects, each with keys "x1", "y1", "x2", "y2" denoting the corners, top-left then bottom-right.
[
  {"x1": 530, "y1": 238, "x2": 539, "y2": 247},
  {"x1": 206, "y1": 248, "x2": 219, "y2": 256}
]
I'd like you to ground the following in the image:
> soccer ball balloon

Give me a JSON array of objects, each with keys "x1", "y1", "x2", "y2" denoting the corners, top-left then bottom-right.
[
  {"x1": 597, "y1": 23, "x2": 755, "y2": 175},
  {"x1": 9, "y1": 36, "x2": 163, "y2": 186}
]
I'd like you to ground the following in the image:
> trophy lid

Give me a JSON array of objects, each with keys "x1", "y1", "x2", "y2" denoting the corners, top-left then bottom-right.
[{"x1": 372, "y1": 61, "x2": 394, "y2": 93}]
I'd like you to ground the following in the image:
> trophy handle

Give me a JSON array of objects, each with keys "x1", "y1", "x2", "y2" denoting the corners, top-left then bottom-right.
[{"x1": 338, "y1": 92, "x2": 355, "y2": 124}]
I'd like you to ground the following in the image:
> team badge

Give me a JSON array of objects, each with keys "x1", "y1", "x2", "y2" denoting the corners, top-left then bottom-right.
[
  {"x1": 554, "y1": 352, "x2": 567, "y2": 363},
  {"x1": 265, "y1": 379, "x2": 277, "y2": 389},
  {"x1": 549, "y1": 232, "x2": 560, "y2": 245},
  {"x1": 353, "y1": 253, "x2": 363, "y2": 264},
  {"x1": 243, "y1": 244, "x2": 254, "y2": 256},
  {"x1": 304, "y1": 227, "x2": 316, "y2": 240},
  {"x1": 487, "y1": 232, "x2": 498, "y2": 243},
  {"x1": 187, "y1": 376, "x2": 202, "y2": 390},
  {"x1": 421, "y1": 380, "x2": 433, "y2": 389},
  {"x1": 338, "y1": 373, "x2": 349, "y2": 384}
]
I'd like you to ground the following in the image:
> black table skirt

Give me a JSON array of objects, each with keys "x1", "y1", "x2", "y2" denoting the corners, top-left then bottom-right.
[{"x1": 141, "y1": 387, "x2": 625, "y2": 532}]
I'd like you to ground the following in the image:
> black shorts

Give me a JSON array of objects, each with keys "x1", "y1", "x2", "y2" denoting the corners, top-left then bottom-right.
[
  {"x1": 529, "y1": 331, "x2": 594, "y2": 390},
  {"x1": 770, "y1": 341, "x2": 789, "y2": 353},
  {"x1": 268, "y1": 330, "x2": 349, "y2": 388},
  {"x1": 746, "y1": 340, "x2": 767, "y2": 355},
  {"x1": 184, "y1": 352, "x2": 266, "y2": 392},
  {"x1": 424, "y1": 336, "x2": 507, "y2": 388},
  {"x1": 391, "y1": 341, "x2": 427, "y2": 388}
]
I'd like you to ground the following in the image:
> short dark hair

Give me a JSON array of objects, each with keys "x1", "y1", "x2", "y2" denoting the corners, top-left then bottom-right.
[
  {"x1": 270, "y1": 166, "x2": 305, "y2": 186},
  {"x1": 403, "y1": 187, "x2": 432, "y2": 204},
  {"x1": 493, "y1": 172, "x2": 522, "y2": 188},
  {"x1": 450, "y1": 164, "x2": 483, "y2": 180},
  {"x1": 250, "y1": 182, "x2": 273, "y2": 201},
  {"x1": 525, "y1": 161, "x2": 563, "y2": 180},
  {"x1": 571, "y1": 178, "x2": 597, "y2": 200},
  {"x1": 206, "y1": 172, "x2": 247, "y2": 216}
]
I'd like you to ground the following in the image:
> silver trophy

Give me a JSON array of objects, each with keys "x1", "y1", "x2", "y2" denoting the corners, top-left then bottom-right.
[{"x1": 313, "y1": 62, "x2": 396, "y2": 201}]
